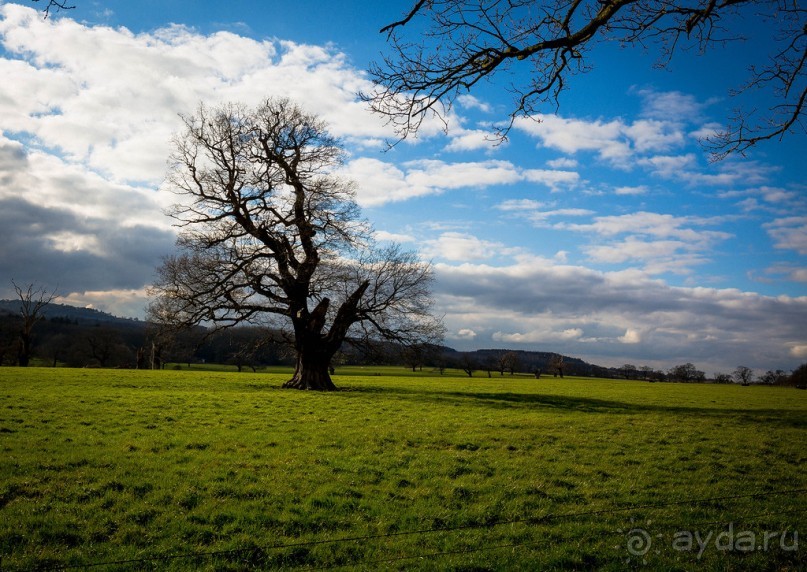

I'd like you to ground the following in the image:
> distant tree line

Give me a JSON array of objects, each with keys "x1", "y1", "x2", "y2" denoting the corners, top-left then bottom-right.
[
  {"x1": 433, "y1": 349, "x2": 601, "y2": 379},
  {"x1": 0, "y1": 312, "x2": 143, "y2": 368},
  {"x1": 0, "y1": 300, "x2": 436, "y2": 371},
  {"x1": 0, "y1": 309, "x2": 289, "y2": 370},
  {"x1": 0, "y1": 303, "x2": 617, "y2": 376},
  {"x1": 2, "y1": 287, "x2": 805, "y2": 388},
  {"x1": 630, "y1": 361, "x2": 804, "y2": 387}
]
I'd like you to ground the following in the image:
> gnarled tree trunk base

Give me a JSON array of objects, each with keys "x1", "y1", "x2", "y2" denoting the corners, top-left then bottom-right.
[{"x1": 282, "y1": 368, "x2": 337, "y2": 391}]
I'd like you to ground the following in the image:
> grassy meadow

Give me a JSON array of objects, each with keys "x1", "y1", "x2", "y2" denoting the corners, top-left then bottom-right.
[{"x1": 0, "y1": 367, "x2": 804, "y2": 570}]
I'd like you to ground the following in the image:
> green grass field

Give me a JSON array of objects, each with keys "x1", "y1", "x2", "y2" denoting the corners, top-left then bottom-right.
[{"x1": 1, "y1": 367, "x2": 804, "y2": 570}]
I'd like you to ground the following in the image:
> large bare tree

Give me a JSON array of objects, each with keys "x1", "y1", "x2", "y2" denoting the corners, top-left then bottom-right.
[
  {"x1": 148, "y1": 98, "x2": 443, "y2": 390},
  {"x1": 366, "y1": 0, "x2": 805, "y2": 157}
]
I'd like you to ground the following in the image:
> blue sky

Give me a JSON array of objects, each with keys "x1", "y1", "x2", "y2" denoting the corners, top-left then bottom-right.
[{"x1": 0, "y1": 0, "x2": 805, "y2": 374}]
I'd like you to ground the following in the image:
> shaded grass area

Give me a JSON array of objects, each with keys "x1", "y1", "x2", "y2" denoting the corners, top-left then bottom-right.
[{"x1": 0, "y1": 368, "x2": 804, "y2": 570}]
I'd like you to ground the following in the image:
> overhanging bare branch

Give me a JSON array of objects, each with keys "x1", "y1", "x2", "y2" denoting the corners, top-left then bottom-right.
[{"x1": 366, "y1": 0, "x2": 805, "y2": 156}]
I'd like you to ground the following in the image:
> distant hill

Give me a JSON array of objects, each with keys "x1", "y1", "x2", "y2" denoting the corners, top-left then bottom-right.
[
  {"x1": 443, "y1": 347, "x2": 611, "y2": 377},
  {"x1": 0, "y1": 300, "x2": 613, "y2": 375},
  {"x1": 0, "y1": 300, "x2": 143, "y2": 329}
]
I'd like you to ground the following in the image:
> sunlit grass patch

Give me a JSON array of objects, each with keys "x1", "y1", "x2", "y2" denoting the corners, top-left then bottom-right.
[{"x1": 0, "y1": 368, "x2": 804, "y2": 570}]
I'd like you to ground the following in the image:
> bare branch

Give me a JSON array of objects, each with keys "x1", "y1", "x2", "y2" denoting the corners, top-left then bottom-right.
[
  {"x1": 31, "y1": 0, "x2": 75, "y2": 18},
  {"x1": 368, "y1": 0, "x2": 806, "y2": 155},
  {"x1": 380, "y1": 0, "x2": 430, "y2": 35}
]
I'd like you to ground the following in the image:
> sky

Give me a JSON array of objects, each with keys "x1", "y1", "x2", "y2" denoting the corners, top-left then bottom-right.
[{"x1": 0, "y1": 0, "x2": 805, "y2": 375}]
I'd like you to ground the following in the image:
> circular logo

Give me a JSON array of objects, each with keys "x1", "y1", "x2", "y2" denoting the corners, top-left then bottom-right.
[{"x1": 626, "y1": 527, "x2": 652, "y2": 556}]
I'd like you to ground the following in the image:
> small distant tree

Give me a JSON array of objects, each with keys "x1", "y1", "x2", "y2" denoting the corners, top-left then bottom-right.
[
  {"x1": 223, "y1": 331, "x2": 259, "y2": 373},
  {"x1": 733, "y1": 365, "x2": 755, "y2": 385},
  {"x1": 759, "y1": 369, "x2": 787, "y2": 385},
  {"x1": 481, "y1": 357, "x2": 495, "y2": 378},
  {"x1": 668, "y1": 362, "x2": 704, "y2": 383},
  {"x1": 788, "y1": 363, "x2": 807, "y2": 387},
  {"x1": 550, "y1": 354, "x2": 565, "y2": 378},
  {"x1": 495, "y1": 351, "x2": 508, "y2": 376},
  {"x1": 403, "y1": 344, "x2": 425, "y2": 372},
  {"x1": 502, "y1": 351, "x2": 520, "y2": 375},
  {"x1": 458, "y1": 353, "x2": 477, "y2": 377},
  {"x1": 0, "y1": 313, "x2": 20, "y2": 365},
  {"x1": 713, "y1": 372, "x2": 733, "y2": 384},
  {"x1": 621, "y1": 364, "x2": 638, "y2": 380},
  {"x1": 37, "y1": 333, "x2": 68, "y2": 367},
  {"x1": 135, "y1": 346, "x2": 148, "y2": 370},
  {"x1": 85, "y1": 328, "x2": 131, "y2": 368},
  {"x1": 639, "y1": 366, "x2": 653, "y2": 381},
  {"x1": 142, "y1": 319, "x2": 180, "y2": 370},
  {"x1": 11, "y1": 280, "x2": 58, "y2": 367}
]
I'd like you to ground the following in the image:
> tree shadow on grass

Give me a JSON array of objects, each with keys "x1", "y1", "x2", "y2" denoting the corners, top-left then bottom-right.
[{"x1": 336, "y1": 385, "x2": 807, "y2": 429}]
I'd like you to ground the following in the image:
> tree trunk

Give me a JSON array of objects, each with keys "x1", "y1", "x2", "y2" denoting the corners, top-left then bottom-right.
[
  {"x1": 283, "y1": 352, "x2": 337, "y2": 391},
  {"x1": 18, "y1": 334, "x2": 31, "y2": 367},
  {"x1": 283, "y1": 333, "x2": 337, "y2": 390}
]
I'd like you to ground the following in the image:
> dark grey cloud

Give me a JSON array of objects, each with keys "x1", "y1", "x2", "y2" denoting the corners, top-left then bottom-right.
[
  {"x1": 435, "y1": 261, "x2": 807, "y2": 372},
  {"x1": 0, "y1": 134, "x2": 177, "y2": 313},
  {"x1": 0, "y1": 196, "x2": 175, "y2": 296}
]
